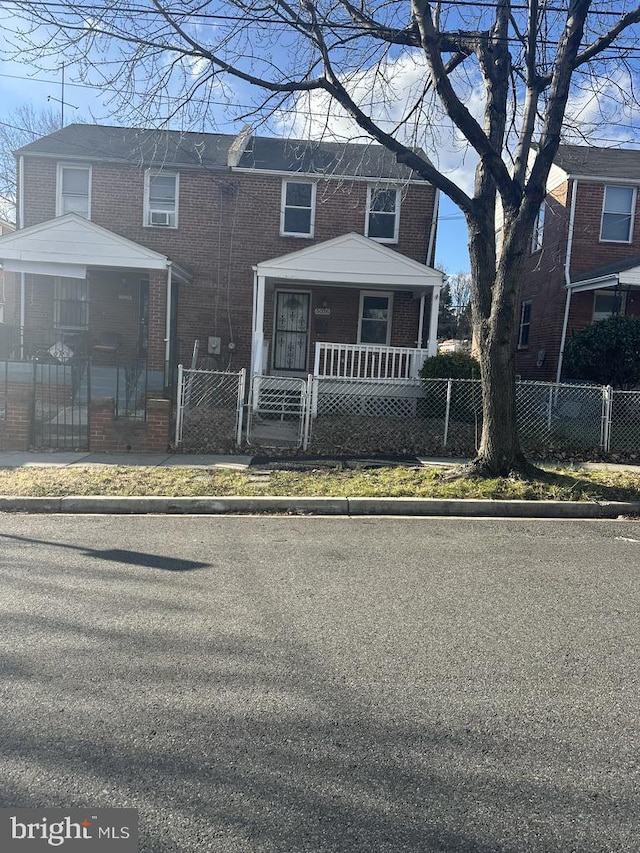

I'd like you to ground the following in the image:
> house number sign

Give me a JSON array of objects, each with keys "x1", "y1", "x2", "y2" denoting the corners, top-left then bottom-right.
[{"x1": 314, "y1": 307, "x2": 330, "y2": 316}]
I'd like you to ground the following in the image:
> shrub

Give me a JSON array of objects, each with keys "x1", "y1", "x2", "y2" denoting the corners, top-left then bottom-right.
[
  {"x1": 564, "y1": 316, "x2": 640, "y2": 389},
  {"x1": 419, "y1": 352, "x2": 480, "y2": 380}
]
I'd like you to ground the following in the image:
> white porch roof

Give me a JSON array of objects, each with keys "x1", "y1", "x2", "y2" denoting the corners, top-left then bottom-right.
[
  {"x1": 0, "y1": 213, "x2": 189, "y2": 281},
  {"x1": 254, "y1": 232, "x2": 442, "y2": 295}
]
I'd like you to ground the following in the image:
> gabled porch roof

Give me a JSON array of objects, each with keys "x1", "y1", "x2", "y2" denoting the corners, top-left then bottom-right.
[
  {"x1": 569, "y1": 256, "x2": 640, "y2": 292},
  {"x1": 0, "y1": 213, "x2": 190, "y2": 282},
  {"x1": 254, "y1": 232, "x2": 442, "y2": 296}
]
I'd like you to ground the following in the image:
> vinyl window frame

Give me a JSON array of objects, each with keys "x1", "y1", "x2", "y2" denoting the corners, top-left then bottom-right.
[
  {"x1": 531, "y1": 201, "x2": 545, "y2": 253},
  {"x1": 518, "y1": 300, "x2": 532, "y2": 349},
  {"x1": 280, "y1": 180, "x2": 316, "y2": 238},
  {"x1": 56, "y1": 163, "x2": 92, "y2": 219},
  {"x1": 365, "y1": 186, "x2": 400, "y2": 243},
  {"x1": 144, "y1": 170, "x2": 179, "y2": 229},
  {"x1": 357, "y1": 290, "x2": 394, "y2": 346},
  {"x1": 599, "y1": 185, "x2": 636, "y2": 243}
]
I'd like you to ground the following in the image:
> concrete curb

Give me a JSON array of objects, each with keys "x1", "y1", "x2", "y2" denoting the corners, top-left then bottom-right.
[{"x1": 0, "y1": 495, "x2": 639, "y2": 518}]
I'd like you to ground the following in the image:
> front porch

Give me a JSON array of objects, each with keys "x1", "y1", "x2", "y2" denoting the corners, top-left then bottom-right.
[{"x1": 251, "y1": 233, "x2": 443, "y2": 381}]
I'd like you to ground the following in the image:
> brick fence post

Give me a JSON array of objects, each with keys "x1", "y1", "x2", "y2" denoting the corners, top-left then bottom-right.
[
  {"x1": 89, "y1": 397, "x2": 115, "y2": 452},
  {"x1": 145, "y1": 398, "x2": 171, "y2": 452},
  {"x1": 1, "y1": 385, "x2": 34, "y2": 451}
]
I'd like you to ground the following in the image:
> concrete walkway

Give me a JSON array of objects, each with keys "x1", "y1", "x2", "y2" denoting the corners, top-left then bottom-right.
[{"x1": 0, "y1": 450, "x2": 253, "y2": 469}]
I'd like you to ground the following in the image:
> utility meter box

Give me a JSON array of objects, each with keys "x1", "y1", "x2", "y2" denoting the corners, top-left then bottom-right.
[{"x1": 207, "y1": 336, "x2": 222, "y2": 356}]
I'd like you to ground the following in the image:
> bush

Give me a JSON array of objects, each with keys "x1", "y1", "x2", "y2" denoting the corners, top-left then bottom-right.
[
  {"x1": 564, "y1": 316, "x2": 640, "y2": 389},
  {"x1": 419, "y1": 352, "x2": 480, "y2": 380}
]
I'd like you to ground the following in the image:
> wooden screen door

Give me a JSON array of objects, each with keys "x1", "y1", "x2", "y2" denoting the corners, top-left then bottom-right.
[{"x1": 273, "y1": 291, "x2": 310, "y2": 371}]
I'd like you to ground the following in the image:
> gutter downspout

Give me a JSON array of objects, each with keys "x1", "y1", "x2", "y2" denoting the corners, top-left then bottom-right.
[
  {"x1": 164, "y1": 261, "x2": 172, "y2": 388},
  {"x1": 427, "y1": 188, "x2": 439, "y2": 267},
  {"x1": 18, "y1": 155, "x2": 25, "y2": 359},
  {"x1": 556, "y1": 178, "x2": 578, "y2": 383}
]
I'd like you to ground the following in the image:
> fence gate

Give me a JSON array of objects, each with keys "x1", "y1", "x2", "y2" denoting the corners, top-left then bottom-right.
[
  {"x1": 247, "y1": 374, "x2": 310, "y2": 449},
  {"x1": 32, "y1": 360, "x2": 90, "y2": 450},
  {"x1": 175, "y1": 367, "x2": 245, "y2": 452}
]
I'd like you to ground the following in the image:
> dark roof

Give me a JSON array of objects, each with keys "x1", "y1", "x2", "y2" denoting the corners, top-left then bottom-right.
[
  {"x1": 236, "y1": 135, "x2": 425, "y2": 180},
  {"x1": 17, "y1": 124, "x2": 425, "y2": 180},
  {"x1": 554, "y1": 144, "x2": 640, "y2": 180},
  {"x1": 16, "y1": 124, "x2": 235, "y2": 169},
  {"x1": 572, "y1": 255, "x2": 640, "y2": 285}
]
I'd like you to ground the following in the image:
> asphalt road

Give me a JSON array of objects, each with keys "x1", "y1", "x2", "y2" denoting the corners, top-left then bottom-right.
[{"x1": 0, "y1": 514, "x2": 638, "y2": 853}]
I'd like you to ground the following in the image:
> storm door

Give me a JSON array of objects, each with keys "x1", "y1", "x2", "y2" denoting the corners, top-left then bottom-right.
[{"x1": 273, "y1": 291, "x2": 310, "y2": 372}]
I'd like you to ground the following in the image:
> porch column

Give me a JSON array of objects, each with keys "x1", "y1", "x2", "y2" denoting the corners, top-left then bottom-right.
[
  {"x1": 251, "y1": 272, "x2": 266, "y2": 376},
  {"x1": 427, "y1": 286, "x2": 440, "y2": 356},
  {"x1": 147, "y1": 269, "x2": 167, "y2": 373}
]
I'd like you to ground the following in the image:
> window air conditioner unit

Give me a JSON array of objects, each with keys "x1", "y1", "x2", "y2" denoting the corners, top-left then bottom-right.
[{"x1": 150, "y1": 210, "x2": 171, "y2": 226}]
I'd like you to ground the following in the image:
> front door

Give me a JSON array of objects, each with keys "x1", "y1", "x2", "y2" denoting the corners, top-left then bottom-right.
[{"x1": 273, "y1": 291, "x2": 310, "y2": 372}]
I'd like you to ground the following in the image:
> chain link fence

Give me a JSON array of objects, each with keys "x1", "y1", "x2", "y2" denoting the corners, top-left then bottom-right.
[
  {"x1": 175, "y1": 367, "x2": 245, "y2": 453},
  {"x1": 609, "y1": 390, "x2": 640, "y2": 453}
]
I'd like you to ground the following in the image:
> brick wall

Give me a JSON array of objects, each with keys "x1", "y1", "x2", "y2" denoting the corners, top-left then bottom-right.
[
  {"x1": 0, "y1": 384, "x2": 32, "y2": 450},
  {"x1": 18, "y1": 157, "x2": 436, "y2": 375},
  {"x1": 89, "y1": 396, "x2": 170, "y2": 452}
]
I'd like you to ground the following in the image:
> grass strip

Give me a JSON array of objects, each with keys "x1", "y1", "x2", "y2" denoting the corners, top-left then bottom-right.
[{"x1": 0, "y1": 464, "x2": 639, "y2": 502}]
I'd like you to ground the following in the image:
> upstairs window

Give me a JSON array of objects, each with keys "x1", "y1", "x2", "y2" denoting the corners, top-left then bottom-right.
[
  {"x1": 145, "y1": 171, "x2": 179, "y2": 227},
  {"x1": 600, "y1": 185, "x2": 635, "y2": 242},
  {"x1": 57, "y1": 164, "x2": 91, "y2": 218},
  {"x1": 281, "y1": 181, "x2": 315, "y2": 236},
  {"x1": 54, "y1": 277, "x2": 89, "y2": 330},
  {"x1": 518, "y1": 300, "x2": 532, "y2": 348},
  {"x1": 531, "y1": 201, "x2": 545, "y2": 252},
  {"x1": 366, "y1": 187, "x2": 399, "y2": 242}
]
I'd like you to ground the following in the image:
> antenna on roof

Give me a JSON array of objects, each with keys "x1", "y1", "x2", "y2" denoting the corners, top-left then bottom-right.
[{"x1": 47, "y1": 64, "x2": 78, "y2": 128}]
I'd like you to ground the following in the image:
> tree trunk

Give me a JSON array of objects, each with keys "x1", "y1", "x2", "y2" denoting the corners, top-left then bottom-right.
[{"x1": 468, "y1": 218, "x2": 538, "y2": 478}]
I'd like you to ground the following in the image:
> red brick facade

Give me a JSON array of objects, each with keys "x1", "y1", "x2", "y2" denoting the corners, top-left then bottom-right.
[
  {"x1": 516, "y1": 176, "x2": 640, "y2": 381},
  {"x1": 12, "y1": 156, "x2": 436, "y2": 375}
]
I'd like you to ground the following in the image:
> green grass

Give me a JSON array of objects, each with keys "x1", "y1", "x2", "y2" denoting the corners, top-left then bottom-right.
[{"x1": 0, "y1": 463, "x2": 639, "y2": 502}]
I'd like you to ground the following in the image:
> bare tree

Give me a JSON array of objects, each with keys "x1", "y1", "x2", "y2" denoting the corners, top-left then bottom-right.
[
  {"x1": 0, "y1": 105, "x2": 61, "y2": 222},
  {"x1": 6, "y1": 0, "x2": 640, "y2": 474}
]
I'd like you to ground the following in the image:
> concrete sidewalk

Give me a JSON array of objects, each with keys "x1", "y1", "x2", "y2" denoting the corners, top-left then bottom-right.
[{"x1": 0, "y1": 450, "x2": 254, "y2": 469}]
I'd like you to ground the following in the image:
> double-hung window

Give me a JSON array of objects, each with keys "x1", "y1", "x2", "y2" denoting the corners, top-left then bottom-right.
[
  {"x1": 518, "y1": 300, "x2": 532, "y2": 348},
  {"x1": 366, "y1": 187, "x2": 399, "y2": 242},
  {"x1": 281, "y1": 181, "x2": 315, "y2": 236},
  {"x1": 57, "y1": 164, "x2": 91, "y2": 218},
  {"x1": 593, "y1": 289, "x2": 626, "y2": 322},
  {"x1": 54, "y1": 277, "x2": 89, "y2": 330},
  {"x1": 358, "y1": 292, "x2": 393, "y2": 345},
  {"x1": 600, "y1": 185, "x2": 635, "y2": 242},
  {"x1": 531, "y1": 201, "x2": 545, "y2": 252},
  {"x1": 145, "y1": 171, "x2": 179, "y2": 227}
]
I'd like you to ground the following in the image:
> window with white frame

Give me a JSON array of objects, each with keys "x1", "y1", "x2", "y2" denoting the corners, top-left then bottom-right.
[
  {"x1": 366, "y1": 187, "x2": 399, "y2": 242},
  {"x1": 281, "y1": 181, "x2": 315, "y2": 236},
  {"x1": 518, "y1": 300, "x2": 532, "y2": 348},
  {"x1": 358, "y1": 292, "x2": 393, "y2": 345},
  {"x1": 57, "y1": 164, "x2": 91, "y2": 218},
  {"x1": 600, "y1": 185, "x2": 635, "y2": 242},
  {"x1": 531, "y1": 201, "x2": 545, "y2": 252},
  {"x1": 593, "y1": 289, "x2": 626, "y2": 322},
  {"x1": 54, "y1": 277, "x2": 89, "y2": 330},
  {"x1": 145, "y1": 171, "x2": 179, "y2": 227}
]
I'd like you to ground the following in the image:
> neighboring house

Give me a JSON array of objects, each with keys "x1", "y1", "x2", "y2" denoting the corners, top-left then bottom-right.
[
  {"x1": 511, "y1": 145, "x2": 640, "y2": 382},
  {"x1": 0, "y1": 124, "x2": 442, "y2": 391}
]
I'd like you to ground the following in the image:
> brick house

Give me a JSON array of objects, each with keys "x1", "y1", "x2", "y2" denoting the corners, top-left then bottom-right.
[
  {"x1": 511, "y1": 145, "x2": 640, "y2": 382},
  {"x1": 0, "y1": 124, "x2": 442, "y2": 450}
]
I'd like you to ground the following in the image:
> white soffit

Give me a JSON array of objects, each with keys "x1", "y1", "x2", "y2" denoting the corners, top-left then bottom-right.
[
  {"x1": 0, "y1": 213, "x2": 170, "y2": 271},
  {"x1": 256, "y1": 232, "x2": 443, "y2": 290},
  {"x1": 3, "y1": 260, "x2": 87, "y2": 278}
]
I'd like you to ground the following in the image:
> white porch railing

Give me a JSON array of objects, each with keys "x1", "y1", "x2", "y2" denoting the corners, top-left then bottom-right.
[{"x1": 313, "y1": 342, "x2": 429, "y2": 380}]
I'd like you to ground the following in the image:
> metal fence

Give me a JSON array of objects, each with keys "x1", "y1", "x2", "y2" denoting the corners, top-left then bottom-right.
[
  {"x1": 168, "y1": 365, "x2": 640, "y2": 457},
  {"x1": 175, "y1": 366, "x2": 245, "y2": 453}
]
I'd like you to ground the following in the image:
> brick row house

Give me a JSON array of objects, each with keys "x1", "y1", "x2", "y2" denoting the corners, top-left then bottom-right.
[
  {"x1": 511, "y1": 145, "x2": 640, "y2": 382},
  {"x1": 0, "y1": 124, "x2": 442, "y2": 450}
]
